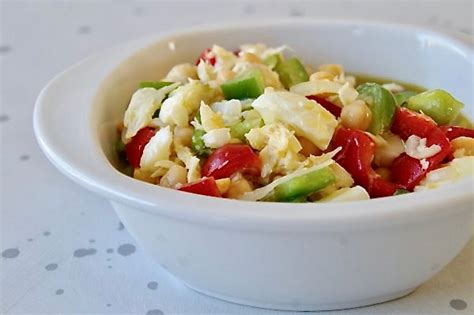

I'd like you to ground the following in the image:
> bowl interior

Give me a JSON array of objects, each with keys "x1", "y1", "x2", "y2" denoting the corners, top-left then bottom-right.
[{"x1": 92, "y1": 21, "x2": 473, "y2": 172}]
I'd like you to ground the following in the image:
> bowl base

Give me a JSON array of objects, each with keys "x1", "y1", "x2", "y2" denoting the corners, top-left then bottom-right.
[{"x1": 182, "y1": 281, "x2": 417, "y2": 311}]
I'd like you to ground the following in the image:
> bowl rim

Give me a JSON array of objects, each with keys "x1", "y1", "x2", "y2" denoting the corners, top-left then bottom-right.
[{"x1": 34, "y1": 18, "x2": 474, "y2": 230}]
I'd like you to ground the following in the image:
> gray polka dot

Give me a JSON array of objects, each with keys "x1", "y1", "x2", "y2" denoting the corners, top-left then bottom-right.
[
  {"x1": 106, "y1": 248, "x2": 114, "y2": 254},
  {"x1": 2, "y1": 248, "x2": 20, "y2": 259},
  {"x1": 106, "y1": 303, "x2": 111, "y2": 307},
  {"x1": 43, "y1": 231, "x2": 51, "y2": 236},
  {"x1": 243, "y1": 4, "x2": 255, "y2": 14},
  {"x1": 55, "y1": 289, "x2": 64, "y2": 295},
  {"x1": 147, "y1": 281, "x2": 158, "y2": 290},
  {"x1": 80, "y1": 211, "x2": 85, "y2": 215},
  {"x1": 106, "y1": 258, "x2": 111, "y2": 261},
  {"x1": 117, "y1": 243, "x2": 136, "y2": 257},
  {"x1": 289, "y1": 8, "x2": 304, "y2": 17},
  {"x1": 0, "y1": 45, "x2": 11, "y2": 54},
  {"x1": 89, "y1": 239, "x2": 95, "y2": 243},
  {"x1": 450, "y1": 299, "x2": 467, "y2": 310},
  {"x1": 78, "y1": 25, "x2": 91, "y2": 34},
  {"x1": 19, "y1": 155, "x2": 30, "y2": 161},
  {"x1": 73, "y1": 248, "x2": 97, "y2": 258},
  {"x1": 0, "y1": 114, "x2": 9, "y2": 122},
  {"x1": 27, "y1": 238, "x2": 33, "y2": 242},
  {"x1": 118, "y1": 222, "x2": 125, "y2": 231},
  {"x1": 134, "y1": 7, "x2": 144, "y2": 16},
  {"x1": 45, "y1": 263, "x2": 58, "y2": 271},
  {"x1": 107, "y1": 265, "x2": 112, "y2": 269},
  {"x1": 146, "y1": 310, "x2": 164, "y2": 315}
]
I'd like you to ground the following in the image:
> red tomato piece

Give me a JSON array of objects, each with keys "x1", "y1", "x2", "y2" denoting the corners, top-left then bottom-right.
[
  {"x1": 307, "y1": 95, "x2": 342, "y2": 117},
  {"x1": 178, "y1": 177, "x2": 221, "y2": 197},
  {"x1": 195, "y1": 48, "x2": 216, "y2": 66},
  {"x1": 440, "y1": 126, "x2": 474, "y2": 140},
  {"x1": 331, "y1": 128, "x2": 399, "y2": 198},
  {"x1": 202, "y1": 144, "x2": 262, "y2": 180},
  {"x1": 125, "y1": 127, "x2": 156, "y2": 168},
  {"x1": 391, "y1": 107, "x2": 437, "y2": 140},
  {"x1": 390, "y1": 108, "x2": 451, "y2": 190}
]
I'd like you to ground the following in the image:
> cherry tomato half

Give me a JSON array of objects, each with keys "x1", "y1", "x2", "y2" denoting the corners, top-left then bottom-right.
[
  {"x1": 125, "y1": 127, "x2": 156, "y2": 168},
  {"x1": 202, "y1": 144, "x2": 262, "y2": 179}
]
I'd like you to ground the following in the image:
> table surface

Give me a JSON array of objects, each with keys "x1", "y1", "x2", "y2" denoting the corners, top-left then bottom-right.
[{"x1": 1, "y1": 1, "x2": 473, "y2": 314}]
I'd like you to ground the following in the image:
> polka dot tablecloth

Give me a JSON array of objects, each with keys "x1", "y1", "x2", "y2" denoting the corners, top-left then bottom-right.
[{"x1": 1, "y1": 1, "x2": 473, "y2": 314}]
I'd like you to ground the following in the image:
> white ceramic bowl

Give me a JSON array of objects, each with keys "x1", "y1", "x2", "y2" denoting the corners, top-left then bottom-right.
[{"x1": 34, "y1": 20, "x2": 474, "y2": 311}]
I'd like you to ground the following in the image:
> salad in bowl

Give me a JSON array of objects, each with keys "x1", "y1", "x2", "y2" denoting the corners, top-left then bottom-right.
[{"x1": 117, "y1": 43, "x2": 473, "y2": 202}]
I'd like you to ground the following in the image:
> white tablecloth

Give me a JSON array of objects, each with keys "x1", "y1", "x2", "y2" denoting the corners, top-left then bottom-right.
[{"x1": 1, "y1": 1, "x2": 472, "y2": 314}]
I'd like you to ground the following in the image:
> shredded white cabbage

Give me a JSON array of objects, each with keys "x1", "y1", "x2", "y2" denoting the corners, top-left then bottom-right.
[
  {"x1": 123, "y1": 84, "x2": 179, "y2": 139},
  {"x1": 415, "y1": 156, "x2": 474, "y2": 191},
  {"x1": 320, "y1": 186, "x2": 370, "y2": 202},
  {"x1": 159, "y1": 81, "x2": 214, "y2": 127},
  {"x1": 175, "y1": 145, "x2": 201, "y2": 183},
  {"x1": 252, "y1": 90, "x2": 338, "y2": 150},
  {"x1": 404, "y1": 135, "x2": 441, "y2": 159},
  {"x1": 239, "y1": 148, "x2": 340, "y2": 201},
  {"x1": 200, "y1": 102, "x2": 225, "y2": 131},
  {"x1": 202, "y1": 128, "x2": 231, "y2": 148},
  {"x1": 210, "y1": 99, "x2": 242, "y2": 126},
  {"x1": 140, "y1": 126, "x2": 173, "y2": 171}
]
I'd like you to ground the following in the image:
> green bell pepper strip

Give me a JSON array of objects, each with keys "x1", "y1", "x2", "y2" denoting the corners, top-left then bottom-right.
[
  {"x1": 115, "y1": 138, "x2": 127, "y2": 162},
  {"x1": 220, "y1": 69, "x2": 265, "y2": 100},
  {"x1": 274, "y1": 57, "x2": 309, "y2": 88},
  {"x1": 357, "y1": 83, "x2": 397, "y2": 135},
  {"x1": 264, "y1": 54, "x2": 283, "y2": 70},
  {"x1": 191, "y1": 129, "x2": 211, "y2": 157},
  {"x1": 394, "y1": 91, "x2": 417, "y2": 106},
  {"x1": 405, "y1": 89, "x2": 464, "y2": 125},
  {"x1": 230, "y1": 117, "x2": 263, "y2": 141},
  {"x1": 393, "y1": 188, "x2": 409, "y2": 196},
  {"x1": 273, "y1": 167, "x2": 336, "y2": 202},
  {"x1": 138, "y1": 81, "x2": 173, "y2": 90}
]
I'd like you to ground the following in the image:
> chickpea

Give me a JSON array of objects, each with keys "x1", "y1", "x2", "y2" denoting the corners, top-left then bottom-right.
[
  {"x1": 310, "y1": 71, "x2": 334, "y2": 81},
  {"x1": 451, "y1": 136, "x2": 474, "y2": 158},
  {"x1": 340, "y1": 100, "x2": 372, "y2": 130},
  {"x1": 297, "y1": 136, "x2": 322, "y2": 157},
  {"x1": 174, "y1": 126, "x2": 193, "y2": 147},
  {"x1": 164, "y1": 63, "x2": 198, "y2": 83},
  {"x1": 116, "y1": 121, "x2": 124, "y2": 134},
  {"x1": 375, "y1": 167, "x2": 391, "y2": 181},
  {"x1": 241, "y1": 52, "x2": 262, "y2": 64},
  {"x1": 160, "y1": 165, "x2": 187, "y2": 188},
  {"x1": 217, "y1": 70, "x2": 236, "y2": 83},
  {"x1": 374, "y1": 133, "x2": 405, "y2": 167},
  {"x1": 225, "y1": 174, "x2": 253, "y2": 199},
  {"x1": 133, "y1": 168, "x2": 155, "y2": 184},
  {"x1": 318, "y1": 64, "x2": 344, "y2": 77}
]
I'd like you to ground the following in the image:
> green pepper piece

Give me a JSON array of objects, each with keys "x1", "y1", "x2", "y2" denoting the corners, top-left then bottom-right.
[
  {"x1": 394, "y1": 188, "x2": 409, "y2": 196},
  {"x1": 273, "y1": 167, "x2": 335, "y2": 202},
  {"x1": 191, "y1": 129, "x2": 211, "y2": 157},
  {"x1": 288, "y1": 196, "x2": 308, "y2": 203},
  {"x1": 451, "y1": 113, "x2": 473, "y2": 129},
  {"x1": 405, "y1": 89, "x2": 464, "y2": 125},
  {"x1": 274, "y1": 57, "x2": 309, "y2": 88},
  {"x1": 264, "y1": 54, "x2": 283, "y2": 70},
  {"x1": 138, "y1": 81, "x2": 173, "y2": 89},
  {"x1": 394, "y1": 91, "x2": 417, "y2": 106},
  {"x1": 230, "y1": 117, "x2": 263, "y2": 141},
  {"x1": 220, "y1": 69, "x2": 265, "y2": 100},
  {"x1": 123, "y1": 165, "x2": 134, "y2": 177},
  {"x1": 357, "y1": 83, "x2": 397, "y2": 135},
  {"x1": 116, "y1": 138, "x2": 127, "y2": 162}
]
